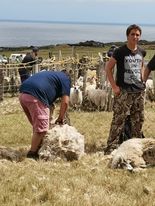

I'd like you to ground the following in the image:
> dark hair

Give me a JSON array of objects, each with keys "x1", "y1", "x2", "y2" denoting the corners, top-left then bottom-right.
[
  {"x1": 32, "y1": 46, "x2": 39, "y2": 52},
  {"x1": 126, "y1": 24, "x2": 142, "y2": 36}
]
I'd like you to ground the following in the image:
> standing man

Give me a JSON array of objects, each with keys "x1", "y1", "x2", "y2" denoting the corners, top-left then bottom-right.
[
  {"x1": 18, "y1": 46, "x2": 39, "y2": 83},
  {"x1": 143, "y1": 55, "x2": 155, "y2": 101},
  {"x1": 105, "y1": 24, "x2": 146, "y2": 154},
  {"x1": 19, "y1": 70, "x2": 71, "y2": 160},
  {"x1": 143, "y1": 55, "x2": 155, "y2": 81}
]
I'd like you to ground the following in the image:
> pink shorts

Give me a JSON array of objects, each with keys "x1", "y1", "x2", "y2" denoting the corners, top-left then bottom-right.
[{"x1": 19, "y1": 93, "x2": 50, "y2": 133}]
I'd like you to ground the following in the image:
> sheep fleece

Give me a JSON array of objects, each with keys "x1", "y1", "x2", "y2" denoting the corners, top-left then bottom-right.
[{"x1": 39, "y1": 124, "x2": 85, "y2": 161}]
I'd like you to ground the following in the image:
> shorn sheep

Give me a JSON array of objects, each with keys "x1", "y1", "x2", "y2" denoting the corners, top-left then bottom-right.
[{"x1": 109, "y1": 138, "x2": 155, "y2": 170}]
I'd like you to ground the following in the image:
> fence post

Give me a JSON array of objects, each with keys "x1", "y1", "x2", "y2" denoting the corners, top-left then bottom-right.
[
  {"x1": 83, "y1": 67, "x2": 88, "y2": 97},
  {"x1": 0, "y1": 68, "x2": 4, "y2": 101},
  {"x1": 58, "y1": 50, "x2": 62, "y2": 61}
]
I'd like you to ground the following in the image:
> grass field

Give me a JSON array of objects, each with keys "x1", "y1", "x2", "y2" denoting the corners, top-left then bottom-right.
[
  {"x1": 0, "y1": 44, "x2": 155, "y2": 205},
  {"x1": 0, "y1": 97, "x2": 155, "y2": 206}
]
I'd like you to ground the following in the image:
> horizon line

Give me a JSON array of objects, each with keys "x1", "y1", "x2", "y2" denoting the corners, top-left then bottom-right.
[{"x1": 0, "y1": 19, "x2": 155, "y2": 27}]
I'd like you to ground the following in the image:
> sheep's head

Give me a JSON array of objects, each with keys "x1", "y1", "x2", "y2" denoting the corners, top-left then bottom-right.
[
  {"x1": 142, "y1": 146, "x2": 155, "y2": 166},
  {"x1": 73, "y1": 85, "x2": 80, "y2": 94}
]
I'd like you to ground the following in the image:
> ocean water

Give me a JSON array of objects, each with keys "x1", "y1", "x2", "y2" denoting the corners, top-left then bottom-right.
[{"x1": 0, "y1": 20, "x2": 154, "y2": 47}]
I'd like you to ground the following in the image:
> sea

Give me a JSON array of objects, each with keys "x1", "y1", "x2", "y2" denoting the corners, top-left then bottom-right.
[{"x1": 0, "y1": 20, "x2": 155, "y2": 47}]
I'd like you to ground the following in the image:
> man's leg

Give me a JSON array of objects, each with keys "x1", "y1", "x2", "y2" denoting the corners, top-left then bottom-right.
[
  {"x1": 130, "y1": 92, "x2": 145, "y2": 138},
  {"x1": 30, "y1": 131, "x2": 47, "y2": 152},
  {"x1": 24, "y1": 95, "x2": 49, "y2": 159},
  {"x1": 105, "y1": 91, "x2": 129, "y2": 154},
  {"x1": 27, "y1": 131, "x2": 47, "y2": 160}
]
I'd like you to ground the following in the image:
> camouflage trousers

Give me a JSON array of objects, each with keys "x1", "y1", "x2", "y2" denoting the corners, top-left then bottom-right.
[{"x1": 106, "y1": 89, "x2": 145, "y2": 151}]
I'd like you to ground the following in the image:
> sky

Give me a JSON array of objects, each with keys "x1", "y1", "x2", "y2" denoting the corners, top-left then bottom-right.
[{"x1": 0, "y1": 0, "x2": 155, "y2": 25}]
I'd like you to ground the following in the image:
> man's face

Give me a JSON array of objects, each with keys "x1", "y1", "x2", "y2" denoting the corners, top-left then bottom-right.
[
  {"x1": 34, "y1": 51, "x2": 38, "y2": 56},
  {"x1": 33, "y1": 50, "x2": 38, "y2": 57},
  {"x1": 127, "y1": 29, "x2": 141, "y2": 44}
]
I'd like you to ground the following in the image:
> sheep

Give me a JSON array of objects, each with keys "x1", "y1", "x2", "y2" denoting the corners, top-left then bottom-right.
[
  {"x1": 146, "y1": 79, "x2": 153, "y2": 89},
  {"x1": 76, "y1": 75, "x2": 97, "y2": 89},
  {"x1": 3, "y1": 75, "x2": 21, "y2": 95},
  {"x1": 145, "y1": 78, "x2": 154, "y2": 102},
  {"x1": 84, "y1": 88, "x2": 107, "y2": 111},
  {"x1": 87, "y1": 76, "x2": 97, "y2": 86},
  {"x1": 85, "y1": 84, "x2": 97, "y2": 94},
  {"x1": 69, "y1": 85, "x2": 83, "y2": 111},
  {"x1": 3, "y1": 76, "x2": 10, "y2": 93},
  {"x1": 85, "y1": 76, "x2": 97, "y2": 96},
  {"x1": 108, "y1": 138, "x2": 155, "y2": 171}
]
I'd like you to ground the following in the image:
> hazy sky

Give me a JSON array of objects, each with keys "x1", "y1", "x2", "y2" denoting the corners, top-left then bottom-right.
[{"x1": 0, "y1": 0, "x2": 155, "y2": 25}]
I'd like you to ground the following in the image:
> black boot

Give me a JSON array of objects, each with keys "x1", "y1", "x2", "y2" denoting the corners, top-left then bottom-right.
[{"x1": 27, "y1": 150, "x2": 39, "y2": 160}]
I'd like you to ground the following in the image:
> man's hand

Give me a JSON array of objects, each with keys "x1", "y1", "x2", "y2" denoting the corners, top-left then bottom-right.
[
  {"x1": 142, "y1": 81, "x2": 146, "y2": 89},
  {"x1": 113, "y1": 85, "x2": 121, "y2": 96},
  {"x1": 55, "y1": 118, "x2": 64, "y2": 125}
]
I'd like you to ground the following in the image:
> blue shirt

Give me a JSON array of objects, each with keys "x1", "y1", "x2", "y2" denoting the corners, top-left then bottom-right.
[{"x1": 19, "y1": 71, "x2": 71, "y2": 107}]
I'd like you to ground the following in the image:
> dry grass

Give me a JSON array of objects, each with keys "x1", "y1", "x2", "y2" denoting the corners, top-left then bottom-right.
[{"x1": 0, "y1": 97, "x2": 155, "y2": 206}]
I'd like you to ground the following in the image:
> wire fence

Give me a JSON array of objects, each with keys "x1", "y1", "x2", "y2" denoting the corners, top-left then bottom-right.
[
  {"x1": 0, "y1": 55, "x2": 155, "y2": 139},
  {"x1": 0, "y1": 55, "x2": 106, "y2": 98}
]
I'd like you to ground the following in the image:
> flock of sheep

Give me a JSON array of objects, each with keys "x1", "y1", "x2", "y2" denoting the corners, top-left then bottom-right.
[
  {"x1": 69, "y1": 74, "x2": 111, "y2": 112},
  {"x1": 69, "y1": 74, "x2": 154, "y2": 112}
]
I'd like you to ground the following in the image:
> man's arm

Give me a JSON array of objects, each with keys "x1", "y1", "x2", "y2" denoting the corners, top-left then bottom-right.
[
  {"x1": 105, "y1": 57, "x2": 120, "y2": 95},
  {"x1": 55, "y1": 95, "x2": 69, "y2": 124},
  {"x1": 143, "y1": 67, "x2": 151, "y2": 83},
  {"x1": 143, "y1": 54, "x2": 155, "y2": 82}
]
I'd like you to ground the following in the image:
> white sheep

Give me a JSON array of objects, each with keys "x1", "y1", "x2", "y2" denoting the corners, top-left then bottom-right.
[
  {"x1": 86, "y1": 88, "x2": 107, "y2": 111},
  {"x1": 76, "y1": 76, "x2": 97, "y2": 89},
  {"x1": 146, "y1": 79, "x2": 153, "y2": 89},
  {"x1": 109, "y1": 138, "x2": 155, "y2": 170},
  {"x1": 69, "y1": 85, "x2": 83, "y2": 110},
  {"x1": 145, "y1": 78, "x2": 154, "y2": 102},
  {"x1": 85, "y1": 84, "x2": 97, "y2": 94}
]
